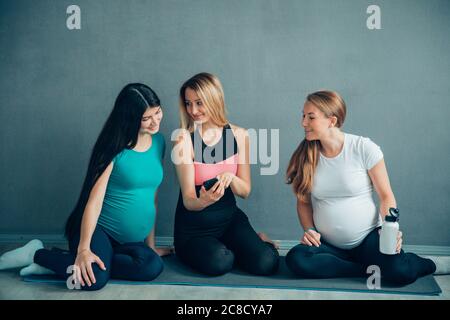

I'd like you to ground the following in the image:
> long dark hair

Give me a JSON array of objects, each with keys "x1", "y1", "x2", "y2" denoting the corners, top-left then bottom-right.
[{"x1": 64, "y1": 83, "x2": 161, "y2": 239}]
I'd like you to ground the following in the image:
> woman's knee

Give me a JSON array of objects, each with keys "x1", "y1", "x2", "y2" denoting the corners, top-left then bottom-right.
[
  {"x1": 176, "y1": 238, "x2": 234, "y2": 276},
  {"x1": 204, "y1": 248, "x2": 235, "y2": 276},
  {"x1": 382, "y1": 261, "x2": 416, "y2": 285},
  {"x1": 286, "y1": 244, "x2": 317, "y2": 277},
  {"x1": 135, "y1": 255, "x2": 164, "y2": 281},
  {"x1": 248, "y1": 245, "x2": 280, "y2": 276},
  {"x1": 81, "y1": 267, "x2": 110, "y2": 291}
]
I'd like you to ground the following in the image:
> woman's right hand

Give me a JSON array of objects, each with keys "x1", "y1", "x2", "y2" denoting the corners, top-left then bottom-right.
[
  {"x1": 301, "y1": 229, "x2": 322, "y2": 247},
  {"x1": 199, "y1": 180, "x2": 225, "y2": 207},
  {"x1": 74, "y1": 249, "x2": 106, "y2": 287}
]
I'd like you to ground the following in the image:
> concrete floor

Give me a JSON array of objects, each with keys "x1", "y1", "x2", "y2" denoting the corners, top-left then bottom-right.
[{"x1": 1, "y1": 243, "x2": 449, "y2": 300}]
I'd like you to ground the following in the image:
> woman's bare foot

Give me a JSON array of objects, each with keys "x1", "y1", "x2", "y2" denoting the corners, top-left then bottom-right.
[{"x1": 257, "y1": 232, "x2": 280, "y2": 249}]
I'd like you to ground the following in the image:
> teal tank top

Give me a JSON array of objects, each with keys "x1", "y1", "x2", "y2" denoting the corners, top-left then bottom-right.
[{"x1": 97, "y1": 133, "x2": 165, "y2": 244}]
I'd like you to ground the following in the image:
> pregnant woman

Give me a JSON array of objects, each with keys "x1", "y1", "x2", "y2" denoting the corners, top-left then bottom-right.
[
  {"x1": 172, "y1": 72, "x2": 279, "y2": 276},
  {"x1": 285, "y1": 90, "x2": 448, "y2": 285},
  {"x1": 0, "y1": 83, "x2": 172, "y2": 290}
]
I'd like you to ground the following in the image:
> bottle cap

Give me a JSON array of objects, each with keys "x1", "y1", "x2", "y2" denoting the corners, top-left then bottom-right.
[{"x1": 386, "y1": 207, "x2": 400, "y2": 222}]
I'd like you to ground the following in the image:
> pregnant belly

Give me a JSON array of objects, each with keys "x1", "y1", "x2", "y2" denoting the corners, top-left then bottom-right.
[
  {"x1": 99, "y1": 201, "x2": 155, "y2": 243},
  {"x1": 312, "y1": 196, "x2": 381, "y2": 249}
]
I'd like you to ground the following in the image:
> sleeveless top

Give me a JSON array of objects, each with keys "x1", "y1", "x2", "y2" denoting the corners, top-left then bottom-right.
[
  {"x1": 192, "y1": 123, "x2": 239, "y2": 186},
  {"x1": 174, "y1": 124, "x2": 240, "y2": 240}
]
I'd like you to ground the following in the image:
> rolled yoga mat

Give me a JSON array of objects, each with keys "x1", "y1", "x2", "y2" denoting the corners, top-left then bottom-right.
[{"x1": 22, "y1": 255, "x2": 441, "y2": 296}]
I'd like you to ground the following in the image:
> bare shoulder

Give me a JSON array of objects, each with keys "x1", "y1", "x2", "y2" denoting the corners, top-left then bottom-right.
[
  {"x1": 229, "y1": 123, "x2": 248, "y2": 139},
  {"x1": 172, "y1": 128, "x2": 194, "y2": 162},
  {"x1": 172, "y1": 128, "x2": 192, "y2": 146}
]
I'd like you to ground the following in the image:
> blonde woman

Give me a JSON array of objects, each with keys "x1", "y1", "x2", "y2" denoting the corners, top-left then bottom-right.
[
  {"x1": 285, "y1": 90, "x2": 443, "y2": 285},
  {"x1": 172, "y1": 73, "x2": 279, "y2": 276}
]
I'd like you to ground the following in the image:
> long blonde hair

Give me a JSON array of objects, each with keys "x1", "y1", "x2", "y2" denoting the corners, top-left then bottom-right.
[
  {"x1": 286, "y1": 90, "x2": 347, "y2": 202},
  {"x1": 179, "y1": 72, "x2": 228, "y2": 131}
]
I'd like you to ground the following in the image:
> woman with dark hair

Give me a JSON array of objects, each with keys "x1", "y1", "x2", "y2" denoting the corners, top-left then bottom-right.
[{"x1": 0, "y1": 83, "x2": 171, "y2": 290}]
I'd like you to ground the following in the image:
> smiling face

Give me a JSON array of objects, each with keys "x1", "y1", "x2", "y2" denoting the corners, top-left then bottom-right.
[
  {"x1": 184, "y1": 87, "x2": 211, "y2": 124},
  {"x1": 301, "y1": 101, "x2": 335, "y2": 141},
  {"x1": 140, "y1": 106, "x2": 163, "y2": 135}
]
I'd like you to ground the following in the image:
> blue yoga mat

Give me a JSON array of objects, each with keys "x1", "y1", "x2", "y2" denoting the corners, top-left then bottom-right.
[{"x1": 22, "y1": 255, "x2": 441, "y2": 296}]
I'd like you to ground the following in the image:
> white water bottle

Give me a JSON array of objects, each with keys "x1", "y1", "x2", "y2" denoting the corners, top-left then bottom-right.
[{"x1": 379, "y1": 208, "x2": 400, "y2": 255}]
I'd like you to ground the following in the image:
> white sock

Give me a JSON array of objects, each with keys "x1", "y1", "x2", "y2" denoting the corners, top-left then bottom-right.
[
  {"x1": 19, "y1": 263, "x2": 55, "y2": 276},
  {"x1": 423, "y1": 255, "x2": 450, "y2": 275},
  {"x1": 0, "y1": 239, "x2": 44, "y2": 270}
]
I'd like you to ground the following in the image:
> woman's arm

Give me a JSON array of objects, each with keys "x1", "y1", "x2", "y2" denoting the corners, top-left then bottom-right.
[
  {"x1": 217, "y1": 125, "x2": 251, "y2": 198},
  {"x1": 77, "y1": 162, "x2": 114, "y2": 253},
  {"x1": 297, "y1": 196, "x2": 315, "y2": 231},
  {"x1": 369, "y1": 159, "x2": 403, "y2": 253},
  {"x1": 145, "y1": 190, "x2": 157, "y2": 250},
  {"x1": 74, "y1": 162, "x2": 113, "y2": 287},
  {"x1": 297, "y1": 196, "x2": 321, "y2": 247},
  {"x1": 173, "y1": 130, "x2": 225, "y2": 211},
  {"x1": 145, "y1": 190, "x2": 174, "y2": 256},
  {"x1": 368, "y1": 159, "x2": 397, "y2": 220}
]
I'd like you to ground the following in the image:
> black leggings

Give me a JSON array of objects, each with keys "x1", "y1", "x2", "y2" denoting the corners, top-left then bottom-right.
[
  {"x1": 34, "y1": 225, "x2": 163, "y2": 291},
  {"x1": 286, "y1": 227, "x2": 436, "y2": 285},
  {"x1": 175, "y1": 208, "x2": 280, "y2": 276}
]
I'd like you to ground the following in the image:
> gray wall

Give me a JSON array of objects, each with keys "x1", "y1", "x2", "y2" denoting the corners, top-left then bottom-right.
[{"x1": 1, "y1": 0, "x2": 449, "y2": 246}]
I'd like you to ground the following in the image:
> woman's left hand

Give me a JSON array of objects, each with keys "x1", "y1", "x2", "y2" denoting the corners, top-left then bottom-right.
[
  {"x1": 378, "y1": 229, "x2": 403, "y2": 254},
  {"x1": 216, "y1": 173, "x2": 235, "y2": 189}
]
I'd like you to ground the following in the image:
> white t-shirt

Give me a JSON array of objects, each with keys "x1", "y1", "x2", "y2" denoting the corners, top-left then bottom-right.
[{"x1": 311, "y1": 133, "x2": 384, "y2": 250}]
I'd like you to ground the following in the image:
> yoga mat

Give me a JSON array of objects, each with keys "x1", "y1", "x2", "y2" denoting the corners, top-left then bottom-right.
[{"x1": 22, "y1": 256, "x2": 442, "y2": 296}]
